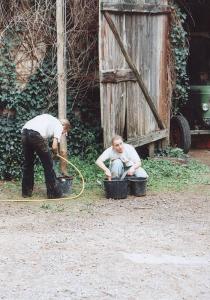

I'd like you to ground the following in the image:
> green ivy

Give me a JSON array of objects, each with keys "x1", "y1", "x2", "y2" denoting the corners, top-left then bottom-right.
[
  {"x1": 0, "y1": 38, "x2": 101, "y2": 180},
  {"x1": 170, "y1": 1, "x2": 190, "y2": 114}
]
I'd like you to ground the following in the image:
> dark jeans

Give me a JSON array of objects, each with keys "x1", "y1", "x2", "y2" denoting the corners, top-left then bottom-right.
[{"x1": 21, "y1": 129, "x2": 62, "y2": 198}]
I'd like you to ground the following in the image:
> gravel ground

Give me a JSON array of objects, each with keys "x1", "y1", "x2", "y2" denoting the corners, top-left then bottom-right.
[
  {"x1": 0, "y1": 149, "x2": 209, "y2": 300},
  {"x1": 0, "y1": 188, "x2": 210, "y2": 300}
]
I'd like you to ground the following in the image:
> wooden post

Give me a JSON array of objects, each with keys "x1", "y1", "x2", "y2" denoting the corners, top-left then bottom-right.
[
  {"x1": 56, "y1": 0, "x2": 68, "y2": 175},
  {"x1": 148, "y1": 142, "x2": 155, "y2": 158}
]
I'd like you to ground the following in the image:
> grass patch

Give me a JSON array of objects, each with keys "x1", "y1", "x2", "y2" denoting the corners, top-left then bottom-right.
[
  {"x1": 143, "y1": 158, "x2": 210, "y2": 192},
  {"x1": 64, "y1": 155, "x2": 210, "y2": 193},
  {"x1": 2, "y1": 153, "x2": 209, "y2": 199}
]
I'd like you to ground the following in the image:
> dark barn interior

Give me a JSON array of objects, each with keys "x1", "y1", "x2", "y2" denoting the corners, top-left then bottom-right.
[
  {"x1": 182, "y1": 0, "x2": 210, "y2": 148},
  {"x1": 185, "y1": 0, "x2": 210, "y2": 84}
]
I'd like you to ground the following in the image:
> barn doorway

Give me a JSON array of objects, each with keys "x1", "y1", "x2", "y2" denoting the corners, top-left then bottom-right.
[{"x1": 181, "y1": 0, "x2": 210, "y2": 149}]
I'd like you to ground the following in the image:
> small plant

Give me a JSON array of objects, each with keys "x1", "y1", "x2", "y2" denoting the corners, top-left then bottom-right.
[
  {"x1": 166, "y1": 147, "x2": 185, "y2": 158},
  {"x1": 40, "y1": 203, "x2": 52, "y2": 210},
  {"x1": 158, "y1": 147, "x2": 187, "y2": 159}
]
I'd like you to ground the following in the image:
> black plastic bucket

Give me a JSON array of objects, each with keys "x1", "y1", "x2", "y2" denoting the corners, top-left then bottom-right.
[
  {"x1": 57, "y1": 176, "x2": 73, "y2": 195},
  {"x1": 129, "y1": 177, "x2": 147, "y2": 197},
  {"x1": 126, "y1": 175, "x2": 136, "y2": 195},
  {"x1": 104, "y1": 178, "x2": 128, "y2": 199}
]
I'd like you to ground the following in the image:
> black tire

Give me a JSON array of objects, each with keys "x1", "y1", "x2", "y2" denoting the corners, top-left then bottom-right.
[{"x1": 170, "y1": 115, "x2": 191, "y2": 153}]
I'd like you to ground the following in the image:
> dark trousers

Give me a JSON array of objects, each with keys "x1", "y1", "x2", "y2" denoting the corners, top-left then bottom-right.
[{"x1": 21, "y1": 129, "x2": 62, "y2": 198}]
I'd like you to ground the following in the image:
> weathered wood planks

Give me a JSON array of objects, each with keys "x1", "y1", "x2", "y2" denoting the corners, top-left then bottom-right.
[
  {"x1": 101, "y1": 3, "x2": 171, "y2": 14},
  {"x1": 127, "y1": 129, "x2": 169, "y2": 148},
  {"x1": 99, "y1": 0, "x2": 170, "y2": 148},
  {"x1": 104, "y1": 11, "x2": 165, "y2": 130}
]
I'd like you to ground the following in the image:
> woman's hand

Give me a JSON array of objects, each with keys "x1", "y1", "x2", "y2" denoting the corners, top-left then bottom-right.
[
  {"x1": 127, "y1": 166, "x2": 135, "y2": 176},
  {"x1": 105, "y1": 169, "x2": 112, "y2": 181}
]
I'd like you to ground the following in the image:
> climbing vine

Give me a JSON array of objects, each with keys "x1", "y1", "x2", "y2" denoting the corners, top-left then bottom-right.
[
  {"x1": 0, "y1": 0, "x2": 101, "y2": 180},
  {"x1": 0, "y1": 37, "x2": 101, "y2": 180},
  {"x1": 169, "y1": 1, "x2": 190, "y2": 114}
]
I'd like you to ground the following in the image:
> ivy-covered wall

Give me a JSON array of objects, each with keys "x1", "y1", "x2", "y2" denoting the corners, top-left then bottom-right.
[{"x1": 0, "y1": 42, "x2": 101, "y2": 180}]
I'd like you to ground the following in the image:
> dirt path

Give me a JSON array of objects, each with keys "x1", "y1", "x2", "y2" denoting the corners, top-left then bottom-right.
[{"x1": 189, "y1": 149, "x2": 210, "y2": 166}]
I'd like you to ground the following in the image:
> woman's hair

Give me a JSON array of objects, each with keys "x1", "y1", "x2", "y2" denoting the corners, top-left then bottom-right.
[
  {"x1": 111, "y1": 135, "x2": 123, "y2": 145},
  {"x1": 60, "y1": 118, "x2": 71, "y2": 131}
]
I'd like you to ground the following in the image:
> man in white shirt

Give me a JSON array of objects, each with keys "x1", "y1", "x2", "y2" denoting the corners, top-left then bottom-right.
[
  {"x1": 21, "y1": 114, "x2": 70, "y2": 198},
  {"x1": 96, "y1": 135, "x2": 148, "y2": 180}
]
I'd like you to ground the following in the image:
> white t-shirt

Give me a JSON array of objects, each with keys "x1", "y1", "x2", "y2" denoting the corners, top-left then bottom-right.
[
  {"x1": 98, "y1": 143, "x2": 141, "y2": 166},
  {"x1": 22, "y1": 114, "x2": 63, "y2": 142}
]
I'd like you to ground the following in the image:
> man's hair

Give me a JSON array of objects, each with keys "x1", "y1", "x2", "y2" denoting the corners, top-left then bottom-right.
[
  {"x1": 111, "y1": 135, "x2": 123, "y2": 145},
  {"x1": 60, "y1": 118, "x2": 71, "y2": 131}
]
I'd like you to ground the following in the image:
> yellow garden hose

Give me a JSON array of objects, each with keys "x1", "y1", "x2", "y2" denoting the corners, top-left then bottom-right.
[{"x1": 0, "y1": 154, "x2": 85, "y2": 202}]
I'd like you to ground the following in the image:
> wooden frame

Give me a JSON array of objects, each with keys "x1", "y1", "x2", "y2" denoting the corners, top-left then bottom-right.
[
  {"x1": 126, "y1": 129, "x2": 168, "y2": 148},
  {"x1": 99, "y1": 0, "x2": 170, "y2": 150},
  {"x1": 104, "y1": 11, "x2": 165, "y2": 130},
  {"x1": 191, "y1": 130, "x2": 210, "y2": 135},
  {"x1": 101, "y1": 3, "x2": 171, "y2": 14}
]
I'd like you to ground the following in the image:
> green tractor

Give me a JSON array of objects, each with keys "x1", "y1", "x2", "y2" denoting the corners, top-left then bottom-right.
[
  {"x1": 170, "y1": 33, "x2": 210, "y2": 153},
  {"x1": 190, "y1": 85, "x2": 210, "y2": 128},
  {"x1": 170, "y1": 85, "x2": 210, "y2": 153}
]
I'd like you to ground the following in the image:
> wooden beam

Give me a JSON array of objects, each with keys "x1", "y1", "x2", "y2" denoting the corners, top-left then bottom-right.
[
  {"x1": 104, "y1": 11, "x2": 165, "y2": 130},
  {"x1": 56, "y1": 0, "x2": 66, "y2": 119},
  {"x1": 101, "y1": 3, "x2": 171, "y2": 14},
  {"x1": 127, "y1": 129, "x2": 168, "y2": 148},
  {"x1": 149, "y1": 142, "x2": 155, "y2": 158},
  {"x1": 56, "y1": 0, "x2": 68, "y2": 175},
  {"x1": 101, "y1": 69, "x2": 136, "y2": 83}
]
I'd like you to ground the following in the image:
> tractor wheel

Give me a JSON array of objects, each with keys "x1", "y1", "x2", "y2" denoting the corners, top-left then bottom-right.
[{"x1": 170, "y1": 115, "x2": 191, "y2": 153}]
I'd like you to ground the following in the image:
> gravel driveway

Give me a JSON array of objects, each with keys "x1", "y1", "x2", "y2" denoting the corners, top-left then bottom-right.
[{"x1": 0, "y1": 186, "x2": 209, "y2": 300}]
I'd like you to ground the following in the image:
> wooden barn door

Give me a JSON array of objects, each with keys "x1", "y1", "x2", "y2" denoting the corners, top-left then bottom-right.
[{"x1": 99, "y1": 0, "x2": 171, "y2": 149}]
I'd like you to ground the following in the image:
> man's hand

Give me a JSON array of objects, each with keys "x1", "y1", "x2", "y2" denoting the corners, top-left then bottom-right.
[
  {"x1": 52, "y1": 146, "x2": 58, "y2": 155},
  {"x1": 127, "y1": 166, "x2": 135, "y2": 176},
  {"x1": 96, "y1": 158, "x2": 112, "y2": 181}
]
